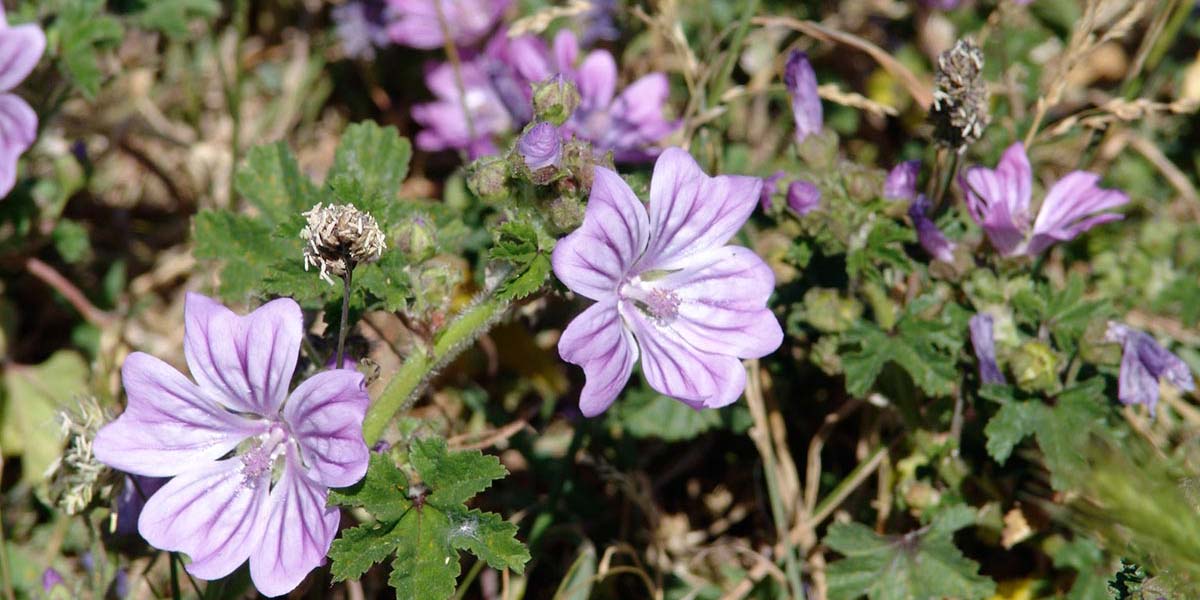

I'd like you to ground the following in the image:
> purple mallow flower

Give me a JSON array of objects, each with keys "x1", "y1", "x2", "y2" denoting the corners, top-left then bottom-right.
[
  {"x1": 969, "y1": 313, "x2": 1005, "y2": 385},
  {"x1": 518, "y1": 121, "x2": 561, "y2": 170},
  {"x1": 908, "y1": 194, "x2": 956, "y2": 262},
  {"x1": 0, "y1": 7, "x2": 45, "y2": 198},
  {"x1": 386, "y1": 0, "x2": 508, "y2": 49},
  {"x1": 787, "y1": 180, "x2": 821, "y2": 215},
  {"x1": 42, "y1": 568, "x2": 65, "y2": 593},
  {"x1": 93, "y1": 294, "x2": 370, "y2": 597},
  {"x1": 1106, "y1": 322, "x2": 1195, "y2": 416},
  {"x1": 784, "y1": 51, "x2": 822, "y2": 144},
  {"x1": 552, "y1": 148, "x2": 783, "y2": 415},
  {"x1": 960, "y1": 142, "x2": 1128, "y2": 257},
  {"x1": 554, "y1": 30, "x2": 678, "y2": 162},
  {"x1": 333, "y1": 0, "x2": 392, "y2": 59},
  {"x1": 884, "y1": 160, "x2": 921, "y2": 201}
]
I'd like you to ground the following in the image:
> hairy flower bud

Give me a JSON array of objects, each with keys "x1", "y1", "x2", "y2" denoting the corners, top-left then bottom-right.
[
  {"x1": 533, "y1": 73, "x2": 581, "y2": 126},
  {"x1": 796, "y1": 128, "x2": 839, "y2": 169},
  {"x1": 787, "y1": 180, "x2": 821, "y2": 215},
  {"x1": 1011, "y1": 340, "x2": 1059, "y2": 393},
  {"x1": 929, "y1": 38, "x2": 989, "y2": 150},
  {"x1": 394, "y1": 214, "x2": 436, "y2": 262},
  {"x1": 300, "y1": 203, "x2": 386, "y2": 284},
  {"x1": 518, "y1": 121, "x2": 563, "y2": 172},
  {"x1": 467, "y1": 155, "x2": 511, "y2": 201},
  {"x1": 547, "y1": 196, "x2": 585, "y2": 233}
]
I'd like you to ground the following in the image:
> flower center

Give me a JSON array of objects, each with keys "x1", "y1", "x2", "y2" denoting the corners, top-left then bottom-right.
[
  {"x1": 620, "y1": 277, "x2": 681, "y2": 325},
  {"x1": 239, "y1": 424, "x2": 288, "y2": 488}
]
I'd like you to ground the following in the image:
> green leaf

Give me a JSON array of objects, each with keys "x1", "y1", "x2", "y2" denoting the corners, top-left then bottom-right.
[
  {"x1": 496, "y1": 253, "x2": 552, "y2": 301},
  {"x1": 234, "y1": 143, "x2": 322, "y2": 226},
  {"x1": 1043, "y1": 275, "x2": 1110, "y2": 353},
  {"x1": 328, "y1": 122, "x2": 412, "y2": 207},
  {"x1": 52, "y1": 220, "x2": 91, "y2": 263},
  {"x1": 56, "y1": 0, "x2": 124, "y2": 99},
  {"x1": 983, "y1": 400, "x2": 1041, "y2": 465},
  {"x1": 825, "y1": 506, "x2": 995, "y2": 600},
  {"x1": 411, "y1": 437, "x2": 507, "y2": 508},
  {"x1": 356, "y1": 253, "x2": 412, "y2": 312},
  {"x1": 328, "y1": 453, "x2": 412, "y2": 522},
  {"x1": 1, "y1": 351, "x2": 89, "y2": 483},
  {"x1": 388, "y1": 508, "x2": 459, "y2": 600},
  {"x1": 490, "y1": 221, "x2": 541, "y2": 264},
  {"x1": 134, "y1": 0, "x2": 220, "y2": 38},
  {"x1": 841, "y1": 305, "x2": 960, "y2": 398},
  {"x1": 1051, "y1": 538, "x2": 1113, "y2": 600},
  {"x1": 553, "y1": 543, "x2": 597, "y2": 600},
  {"x1": 445, "y1": 509, "x2": 530, "y2": 573},
  {"x1": 611, "y1": 386, "x2": 749, "y2": 441},
  {"x1": 329, "y1": 521, "x2": 407, "y2": 582},
  {"x1": 192, "y1": 210, "x2": 285, "y2": 300},
  {"x1": 846, "y1": 217, "x2": 915, "y2": 284}
]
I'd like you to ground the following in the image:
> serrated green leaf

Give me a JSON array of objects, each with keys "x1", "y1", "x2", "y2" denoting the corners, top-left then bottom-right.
[
  {"x1": 825, "y1": 506, "x2": 994, "y2": 600},
  {"x1": 328, "y1": 122, "x2": 412, "y2": 207},
  {"x1": 983, "y1": 400, "x2": 1041, "y2": 465},
  {"x1": 388, "y1": 509, "x2": 459, "y2": 600},
  {"x1": 445, "y1": 509, "x2": 530, "y2": 573},
  {"x1": 846, "y1": 217, "x2": 915, "y2": 284},
  {"x1": 490, "y1": 221, "x2": 540, "y2": 264},
  {"x1": 411, "y1": 437, "x2": 507, "y2": 508},
  {"x1": 356, "y1": 253, "x2": 411, "y2": 312},
  {"x1": 1, "y1": 351, "x2": 88, "y2": 483},
  {"x1": 135, "y1": 0, "x2": 220, "y2": 38},
  {"x1": 328, "y1": 454, "x2": 412, "y2": 522},
  {"x1": 328, "y1": 521, "x2": 407, "y2": 582},
  {"x1": 192, "y1": 210, "x2": 283, "y2": 300},
  {"x1": 234, "y1": 143, "x2": 321, "y2": 226},
  {"x1": 841, "y1": 320, "x2": 958, "y2": 397},
  {"x1": 496, "y1": 253, "x2": 552, "y2": 301},
  {"x1": 57, "y1": 0, "x2": 124, "y2": 99},
  {"x1": 52, "y1": 220, "x2": 90, "y2": 263}
]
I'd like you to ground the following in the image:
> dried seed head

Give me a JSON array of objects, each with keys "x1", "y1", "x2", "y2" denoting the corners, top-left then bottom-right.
[
  {"x1": 300, "y1": 203, "x2": 387, "y2": 284},
  {"x1": 929, "y1": 39, "x2": 990, "y2": 150},
  {"x1": 45, "y1": 395, "x2": 118, "y2": 515}
]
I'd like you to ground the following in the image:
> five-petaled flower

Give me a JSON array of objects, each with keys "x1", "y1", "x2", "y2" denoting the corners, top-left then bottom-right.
[
  {"x1": 1106, "y1": 322, "x2": 1195, "y2": 416},
  {"x1": 960, "y1": 142, "x2": 1128, "y2": 257},
  {"x1": 0, "y1": 6, "x2": 46, "y2": 198},
  {"x1": 93, "y1": 294, "x2": 370, "y2": 597},
  {"x1": 552, "y1": 148, "x2": 784, "y2": 415}
]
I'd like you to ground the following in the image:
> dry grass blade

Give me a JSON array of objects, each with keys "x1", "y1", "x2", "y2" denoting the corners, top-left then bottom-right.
[{"x1": 507, "y1": 0, "x2": 594, "y2": 38}]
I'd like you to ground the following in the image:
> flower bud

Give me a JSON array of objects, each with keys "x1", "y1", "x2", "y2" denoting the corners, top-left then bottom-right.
[
  {"x1": 1011, "y1": 340, "x2": 1059, "y2": 393},
  {"x1": 300, "y1": 203, "x2": 386, "y2": 284},
  {"x1": 787, "y1": 180, "x2": 821, "y2": 215},
  {"x1": 532, "y1": 74, "x2": 581, "y2": 126},
  {"x1": 466, "y1": 155, "x2": 511, "y2": 201},
  {"x1": 517, "y1": 121, "x2": 563, "y2": 172},
  {"x1": 796, "y1": 128, "x2": 839, "y2": 169},
  {"x1": 885, "y1": 160, "x2": 921, "y2": 201},
  {"x1": 759, "y1": 170, "x2": 786, "y2": 212},
  {"x1": 394, "y1": 214, "x2": 436, "y2": 262},
  {"x1": 561, "y1": 138, "x2": 599, "y2": 189},
  {"x1": 803, "y1": 288, "x2": 862, "y2": 333},
  {"x1": 548, "y1": 196, "x2": 585, "y2": 233},
  {"x1": 784, "y1": 50, "x2": 823, "y2": 144}
]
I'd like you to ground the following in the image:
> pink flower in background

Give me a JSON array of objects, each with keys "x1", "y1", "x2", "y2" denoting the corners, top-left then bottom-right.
[
  {"x1": 784, "y1": 51, "x2": 822, "y2": 144},
  {"x1": 884, "y1": 160, "x2": 921, "y2": 201},
  {"x1": 386, "y1": 0, "x2": 508, "y2": 49},
  {"x1": 1106, "y1": 322, "x2": 1195, "y2": 416},
  {"x1": 969, "y1": 313, "x2": 1005, "y2": 385},
  {"x1": 553, "y1": 148, "x2": 783, "y2": 415},
  {"x1": 0, "y1": 7, "x2": 45, "y2": 197},
  {"x1": 93, "y1": 294, "x2": 370, "y2": 597},
  {"x1": 961, "y1": 142, "x2": 1127, "y2": 256}
]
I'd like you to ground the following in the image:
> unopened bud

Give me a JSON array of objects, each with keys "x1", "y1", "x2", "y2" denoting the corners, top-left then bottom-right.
[
  {"x1": 787, "y1": 180, "x2": 821, "y2": 215},
  {"x1": 547, "y1": 196, "x2": 585, "y2": 233},
  {"x1": 796, "y1": 128, "x2": 839, "y2": 169},
  {"x1": 300, "y1": 203, "x2": 386, "y2": 284},
  {"x1": 532, "y1": 74, "x2": 580, "y2": 126},
  {"x1": 803, "y1": 288, "x2": 862, "y2": 333},
  {"x1": 394, "y1": 214, "x2": 435, "y2": 262},
  {"x1": 467, "y1": 155, "x2": 511, "y2": 201},
  {"x1": 1011, "y1": 340, "x2": 1059, "y2": 393}
]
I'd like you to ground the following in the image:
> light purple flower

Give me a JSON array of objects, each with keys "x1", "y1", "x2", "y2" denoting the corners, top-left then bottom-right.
[
  {"x1": 908, "y1": 194, "x2": 956, "y2": 262},
  {"x1": 1106, "y1": 322, "x2": 1195, "y2": 416},
  {"x1": 961, "y1": 142, "x2": 1128, "y2": 257},
  {"x1": 332, "y1": 0, "x2": 391, "y2": 59},
  {"x1": 386, "y1": 0, "x2": 508, "y2": 49},
  {"x1": 552, "y1": 148, "x2": 783, "y2": 415},
  {"x1": 759, "y1": 170, "x2": 785, "y2": 211},
  {"x1": 93, "y1": 294, "x2": 370, "y2": 597},
  {"x1": 0, "y1": 7, "x2": 45, "y2": 198},
  {"x1": 884, "y1": 160, "x2": 921, "y2": 201},
  {"x1": 42, "y1": 568, "x2": 64, "y2": 593},
  {"x1": 784, "y1": 51, "x2": 822, "y2": 144},
  {"x1": 554, "y1": 30, "x2": 678, "y2": 162},
  {"x1": 519, "y1": 121, "x2": 561, "y2": 170},
  {"x1": 787, "y1": 180, "x2": 821, "y2": 215},
  {"x1": 969, "y1": 313, "x2": 1005, "y2": 385}
]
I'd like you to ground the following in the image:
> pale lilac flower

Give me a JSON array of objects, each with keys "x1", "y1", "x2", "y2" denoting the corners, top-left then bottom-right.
[
  {"x1": 518, "y1": 121, "x2": 561, "y2": 170},
  {"x1": 386, "y1": 0, "x2": 508, "y2": 49},
  {"x1": 969, "y1": 313, "x2": 1005, "y2": 385},
  {"x1": 553, "y1": 30, "x2": 678, "y2": 162},
  {"x1": 1106, "y1": 322, "x2": 1195, "y2": 416},
  {"x1": 580, "y1": 0, "x2": 620, "y2": 45},
  {"x1": 787, "y1": 180, "x2": 821, "y2": 215},
  {"x1": 0, "y1": 7, "x2": 45, "y2": 198},
  {"x1": 759, "y1": 170, "x2": 786, "y2": 211},
  {"x1": 332, "y1": 0, "x2": 391, "y2": 59},
  {"x1": 961, "y1": 142, "x2": 1127, "y2": 257},
  {"x1": 908, "y1": 194, "x2": 956, "y2": 262},
  {"x1": 93, "y1": 294, "x2": 370, "y2": 597},
  {"x1": 553, "y1": 148, "x2": 783, "y2": 415},
  {"x1": 884, "y1": 160, "x2": 921, "y2": 201},
  {"x1": 784, "y1": 51, "x2": 822, "y2": 144},
  {"x1": 42, "y1": 568, "x2": 65, "y2": 593}
]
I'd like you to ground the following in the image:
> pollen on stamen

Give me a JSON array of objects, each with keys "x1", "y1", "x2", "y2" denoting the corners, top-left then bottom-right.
[{"x1": 643, "y1": 288, "x2": 681, "y2": 323}]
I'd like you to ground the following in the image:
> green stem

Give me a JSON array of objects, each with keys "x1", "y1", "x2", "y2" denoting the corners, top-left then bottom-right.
[
  {"x1": 707, "y1": 0, "x2": 760, "y2": 109},
  {"x1": 0, "y1": 510, "x2": 14, "y2": 600},
  {"x1": 169, "y1": 552, "x2": 182, "y2": 600},
  {"x1": 363, "y1": 296, "x2": 508, "y2": 445},
  {"x1": 336, "y1": 264, "x2": 354, "y2": 369}
]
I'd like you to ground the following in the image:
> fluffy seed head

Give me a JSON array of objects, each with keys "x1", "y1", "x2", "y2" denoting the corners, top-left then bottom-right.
[
  {"x1": 929, "y1": 39, "x2": 990, "y2": 150},
  {"x1": 46, "y1": 395, "x2": 118, "y2": 514},
  {"x1": 300, "y1": 203, "x2": 386, "y2": 284}
]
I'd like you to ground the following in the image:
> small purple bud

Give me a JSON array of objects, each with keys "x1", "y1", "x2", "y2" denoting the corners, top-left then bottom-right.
[
  {"x1": 760, "y1": 171, "x2": 786, "y2": 211},
  {"x1": 784, "y1": 51, "x2": 823, "y2": 144},
  {"x1": 787, "y1": 180, "x2": 821, "y2": 215},
  {"x1": 908, "y1": 194, "x2": 956, "y2": 262},
  {"x1": 42, "y1": 568, "x2": 65, "y2": 592},
  {"x1": 518, "y1": 122, "x2": 563, "y2": 171},
  {"x1": 884, "y1": 160, "x2": 921, "y2": 201},
  {"x1": 969, "y1": 314, "x2": 1006, "y2": 385}
]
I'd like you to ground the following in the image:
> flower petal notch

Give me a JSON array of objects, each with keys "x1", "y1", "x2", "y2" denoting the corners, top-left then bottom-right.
[
  {"x1": 1106, "y1": 322, "x2": 1195, "y2": 417},
  {"x1": 94, "y1": 293, "x2": 370, "y2": 597},
  {"x1": 553, "y1": 148, "x2": 783, "y2": 416},
  {"x1": 960, "y1": 142, "x2": 1127, "y2": 257}
]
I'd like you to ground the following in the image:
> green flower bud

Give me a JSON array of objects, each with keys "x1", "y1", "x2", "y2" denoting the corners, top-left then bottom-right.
[
  {"x1": 797, "y1": 128, "x2": 839, "y2": 169},
  {"x1": 1011, "y1": 340, "x2": 1060, "y2": 393},
  {"x1": 533, "y1": 74, "x2": 581, "y2": 126},
  {"x1": 547, "y1": 196, "x2": 585, "y2": 234},
  {"x1": 803, "y1": 287, "x2": 863, "y2": 333},
  {"x1": 466, "y1": 156, "x2": 511, "y2": 201},
  {"x1": 394, "y1": 215, "x2": 436, "y2": 262}
]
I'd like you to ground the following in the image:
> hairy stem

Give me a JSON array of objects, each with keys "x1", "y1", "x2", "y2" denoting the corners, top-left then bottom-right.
[
  {"x1": 363, "y1": 296, "x2": 509, "y2": 445},
  {"x1": 336, "y1": 263, "x2": 354, "y2": 369}
]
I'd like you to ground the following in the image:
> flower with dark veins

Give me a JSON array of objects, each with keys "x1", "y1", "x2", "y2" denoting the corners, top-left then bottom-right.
[
  {"x1": 1106, "y1": 322, "x2": 1195, "y2": 416},
  {"x1": 0, "y1": 6, "x2": 46, "y2": 197},
  {"x1": 552, "y1": 148, "x2": 783, "y2": 415}
]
